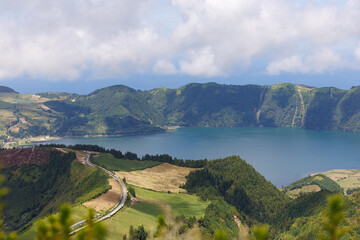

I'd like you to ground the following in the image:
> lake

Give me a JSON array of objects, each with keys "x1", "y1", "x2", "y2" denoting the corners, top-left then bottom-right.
[{"x1": 46, "y1": 127, "x2": 360, "y2": 187}]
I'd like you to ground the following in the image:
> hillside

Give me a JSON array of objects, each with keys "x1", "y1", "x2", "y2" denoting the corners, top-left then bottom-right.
[
  {"x1": 3, "y1": 83, "x2": 360, "y2": 146},
  {"x1": 3, "y1": 147, "x2": 360, "y2": 240},
  {"x1": 0, "y1": 147, "x2": 110, "y2": 232},
  {"x1": 283, "y1": 174, "x2": 343, "y2": 198},
  {"x1": 183, "y1": 156, "x2": 290, "y2": 228},
  {"x1": 183, "y1": 156, "x2": 360, "y2": 239}
]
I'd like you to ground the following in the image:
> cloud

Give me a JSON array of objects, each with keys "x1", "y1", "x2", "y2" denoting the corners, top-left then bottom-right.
[
  {"x1": 153, "y1": 60, "x2": 178, "y2": 74},
  {"x1": 179, "y1": 47, "x2": 223, "y2": 77},
  {"x1": 356, "y1": 43, "x2": 360, "y2": 61},
  {"x1": 267, "y1": 49, "x2": 341, "y2": 75},
  {"x1": 0, "y1": 0, "x2": 360, "y2": 81},
  {"x1": 0, "y1": 0, "x2": 159, "y2": 80}
]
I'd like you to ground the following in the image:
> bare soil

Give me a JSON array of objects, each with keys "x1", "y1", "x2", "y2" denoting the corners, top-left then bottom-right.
[{"x1": 83, "y1": 178, "x2": 122, "y2": 212}]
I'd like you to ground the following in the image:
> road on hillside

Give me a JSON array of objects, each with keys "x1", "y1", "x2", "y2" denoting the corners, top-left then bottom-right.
[{"x1": 70, "y1": 153, "x2": 128, "y2": 235}]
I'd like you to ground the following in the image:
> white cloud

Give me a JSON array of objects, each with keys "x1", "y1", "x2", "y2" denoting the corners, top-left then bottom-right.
[
  {"x1": 356, "y1": 43, "x2": 360, "y2": 61},
  {"x1": 153, "y1": 60, "x2": 178, "y2": 74},
  {"x1": 267, "y1": 49, "x2": 341, "y2": 74},
  {"x1": 0, "y1": 0, "x2": 360, "y2": 80},
  {"x1": 179, "y1": 47, "x2": 223, "y2": 77}
]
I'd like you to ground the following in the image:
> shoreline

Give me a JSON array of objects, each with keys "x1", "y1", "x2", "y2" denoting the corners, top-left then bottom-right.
[{"x1": 10, "y1": 127, "x2": 177, "y2": 148}]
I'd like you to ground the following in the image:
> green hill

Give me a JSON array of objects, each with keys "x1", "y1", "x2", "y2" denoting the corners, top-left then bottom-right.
[
  {"x1": 3, "y1": 83, "x2": 360, "y2": 145},
  {"x1": 0, "y1": 86, "x2": 17, "y2": 93},
  {"x1": 0, "y1": 148, "x2": 110, "y2": 232},
  {"x1": 283, "y1": 174, "x2": 343, "y2": 198},
  {"x1": 182, "y1": 156, "x2": 360, "y2": 239},
  {"x1": 184, "y1": 156, "x2": 290, "y2": 227}
]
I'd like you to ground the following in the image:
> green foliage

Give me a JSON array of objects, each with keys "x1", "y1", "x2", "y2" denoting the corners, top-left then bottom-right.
[
  {"x1": 214, "y1": 230, "x2": 227, "y2": 240},
  {"x1": 284, "y1": 190, "x2": 332, "y2": 219},
  {"x1": 0, "y1": 173, "x2": 17, "y2": 240},
  {"x1": 284, "y1": 174, "x2": 342, "y2": 196},
  {"x1": 304, "y1": 88, "x2": 346, "y2": 129},
  {"x1": 154, "y1": 215, "x2": 166, "y2": 238},
  {"x1": 278, "y1": 192, "x2": 360, "y2": 240},
  {"x1": 184, "y1": 156, "x2": 290, "y2": 226},
  {"x1": 4, "y1": 82, "x2": 360, "y2": 140},
  {"x1": 199, "y1": 199, "x2": 239, "y2": 239},
  {"x1": 319, "y1": 195, "x2": 348, "y2": 240},
  {"x1": 129, "y1": 225, "x2": 148, "y2": 240},
  {"x1": 253, "y1": 225, "x2": 269, "y2": 240},
  {"x1": 128, "y1": 187, "x2": 136, "y2": 198},
  {"x1": 1, "y1": 149, "x2": 110, "y2": 232},
  {"x1": 77, "y1": 209, "x2": 107, "y2": 240},
  {"x1": 176, "y1": 215, "x2": 197, "y2": 235},
  {"x1": 34, "y1": 205, "x2": 106, "y2": 240},
  {"x1": 35, "y1": 204, "x2": 72, "y2": 240}
]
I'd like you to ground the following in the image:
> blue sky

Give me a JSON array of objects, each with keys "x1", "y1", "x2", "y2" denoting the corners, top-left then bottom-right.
[{"x1": 0, "y1": 0, "x2": 360, "y2": 94}]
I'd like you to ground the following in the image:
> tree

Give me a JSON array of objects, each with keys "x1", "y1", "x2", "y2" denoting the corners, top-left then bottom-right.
[
  {"x1": 35, "y1": 204, "x2": 72, "y2": 240},
  {"x1": 319, "y1": 194, "x2": 348, "y2": 240},
  {"x1": 128, "y1": 187, "x2": 136, "y2": 198},
  {"x1": 129, "y1": 225, "x2": 148, "y2": 240},
  {"x1": 252, "y1": 225, "x2": 269, "y2": 240},
  {"x1": 0, "y1": 174, "x2": 16, "y2": 240}
]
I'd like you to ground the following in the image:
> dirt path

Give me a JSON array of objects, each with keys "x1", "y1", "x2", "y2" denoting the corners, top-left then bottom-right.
[
  {"x1": 256, "y1": 86, "x2": 269, "y2": 122},
  {"x1": 83, "y1": 178, "x2": 122, "y2": 212},
  {"x1": 297, "y1": 89, "x2": 305, "y2": 126},
  {"x1": 292, "y1": 97, "x2": 298, "y2": 127}
]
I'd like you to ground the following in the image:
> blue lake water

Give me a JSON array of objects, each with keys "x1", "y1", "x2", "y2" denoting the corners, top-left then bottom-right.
[{"x1": 46, "y1": 127, "x2": 360, "y2": 187}]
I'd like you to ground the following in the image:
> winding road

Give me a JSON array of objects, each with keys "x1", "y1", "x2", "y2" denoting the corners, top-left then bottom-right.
[{"x1": 70, "y1": 153, "x2": 128, "y2": 235}]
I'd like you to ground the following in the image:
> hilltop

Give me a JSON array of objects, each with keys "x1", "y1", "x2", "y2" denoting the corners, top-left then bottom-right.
[
  {"x1": 2, "y1": 82, "x2": 360, "y2": 146},
  {"x1": 0, "y1": 86, "x2": 17, "y2": 93}
]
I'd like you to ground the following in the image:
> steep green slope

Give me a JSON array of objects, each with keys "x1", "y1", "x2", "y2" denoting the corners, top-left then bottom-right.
[
  {"x1": 277, "y1": 191, "x2": 360, "y2": 240},
  {"x1": 182, "y1": 155, "x2": 360, "y2": 239},
  {"x1": 1, "y1": 148, "x2": 110, "y2": 232},
  {"x1": 44, "y1": 85, "x2": 164, "y2": 136},
  {"x1": 184, "y1": 156, "x2": 290, "y2": 226},
  {"x1": 283, "y1": 174, "x2": 343, "y2": 198},
  {"x1": 3, "y1": 82, "x2": 360, "y2": 144},
  {"x1": 146, "y1": 82, "x2": 265, "y2": 127},
  {"x1": 304, "y1": 87, "x2": 346, "y2": 129}
]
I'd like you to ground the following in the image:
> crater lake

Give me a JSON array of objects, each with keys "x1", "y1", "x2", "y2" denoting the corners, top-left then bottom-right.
[{"x1": 46, "y1": 127, "x2": 360, "y2": 187}]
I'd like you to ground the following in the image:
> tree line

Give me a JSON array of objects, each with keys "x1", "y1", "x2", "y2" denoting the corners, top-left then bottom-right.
[{"x1": 40, "y1": 144, "x2": 208, "y2": 168}]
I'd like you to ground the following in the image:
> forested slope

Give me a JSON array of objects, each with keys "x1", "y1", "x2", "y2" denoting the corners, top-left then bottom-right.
[
  {"x1": 0, "y1": 148, "x2": 110, "y2": 232},
  {"x1": 3, "y1": 83, "x2": 360, "y2": 143}
]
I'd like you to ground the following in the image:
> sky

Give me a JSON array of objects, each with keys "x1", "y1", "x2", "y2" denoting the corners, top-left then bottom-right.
[{"x1": 0, "y1": 0, "x2": 360, "y2": 94}]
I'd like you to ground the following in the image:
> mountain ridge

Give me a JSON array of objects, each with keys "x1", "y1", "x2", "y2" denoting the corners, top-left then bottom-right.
[{"x1": 2, "y1": 82, "x2": 360, "y2": 146}]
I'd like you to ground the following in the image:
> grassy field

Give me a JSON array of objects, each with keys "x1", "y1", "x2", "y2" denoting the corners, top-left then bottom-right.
[
  {"x1": 133, "y1": 186, "x2": 209, "y2": 218},
  {"x1": 116, "y1": 163, "x2": 197, "y2": 193},
  {"x1": 102, "y1": 201, "x2": 164, "y2": 239},
  {"x1": 92, "y1": 153, "x2": 161, "y2": 172},
  {"x1": 321, "y1": 169, "x2": 360, "y2": 192},
  {"x1": 18, "y1": 205, "x2": 90, "y2": 240},
  {"x1": 16, "y1": 154, "x2": 208, "y2": 240},
  {"x1": 99, "y1": 185, "x2": 209, "y2": 239},
  {"x1": 18, "y1": 186, "x2": 209, "y2": 240}
]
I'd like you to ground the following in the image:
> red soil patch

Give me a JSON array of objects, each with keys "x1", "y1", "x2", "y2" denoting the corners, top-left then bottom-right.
[{"x1": 0, "y1": 148, "x2": 51, "y2": 167}]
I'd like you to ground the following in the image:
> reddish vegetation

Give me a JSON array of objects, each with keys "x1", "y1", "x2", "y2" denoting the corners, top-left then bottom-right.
[{"x1": 0, "y1": 148, "x2": 51, "y2": 167}]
